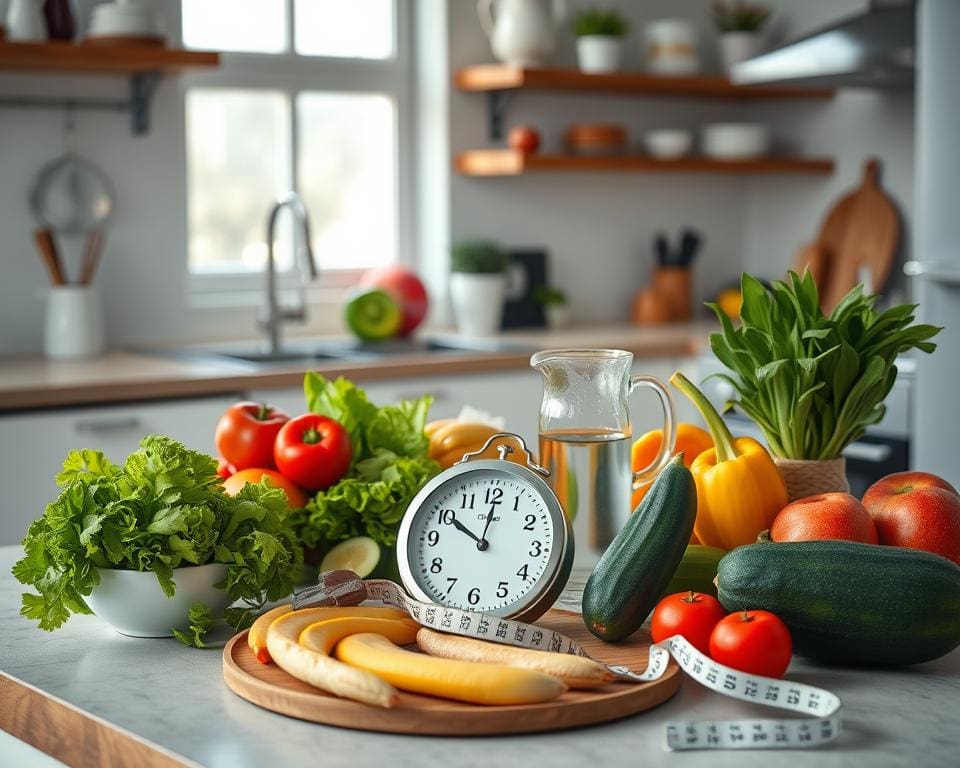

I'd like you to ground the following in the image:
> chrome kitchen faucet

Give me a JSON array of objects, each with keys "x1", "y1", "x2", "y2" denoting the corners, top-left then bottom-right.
[{"x1": 260, "y1": 193, "x2": 319, "y2": 354}]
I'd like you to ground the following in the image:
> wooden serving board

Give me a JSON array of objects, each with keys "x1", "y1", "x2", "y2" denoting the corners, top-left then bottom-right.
[{"x1": 222, "y1": 609, "x2": 681, "y2": 735}]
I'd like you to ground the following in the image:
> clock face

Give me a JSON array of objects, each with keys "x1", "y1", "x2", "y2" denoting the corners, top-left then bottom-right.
[{"x1": 399, "y1": 465, "x2": 569, "y2": 618}]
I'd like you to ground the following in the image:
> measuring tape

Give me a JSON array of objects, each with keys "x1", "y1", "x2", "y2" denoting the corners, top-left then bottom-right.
[{"x1": 292, "y1": 571, "x2": 841, "y2": 750}]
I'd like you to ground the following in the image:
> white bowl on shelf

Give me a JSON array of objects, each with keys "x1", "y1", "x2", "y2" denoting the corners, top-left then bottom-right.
[
  {"x1": 643, "y1": 129, "x2": 694, "y2": 159},
  {"x1": 84, "y1": 562, "x2": 230, "y2": 638},
  {"x1": 701, "y1": 123, "x2": 771, "y2": 159}
]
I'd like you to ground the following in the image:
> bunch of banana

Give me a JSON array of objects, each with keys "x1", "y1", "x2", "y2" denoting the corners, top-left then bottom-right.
[{"x1": 426, "y1": 419, "x2": 529, "y2": 468}]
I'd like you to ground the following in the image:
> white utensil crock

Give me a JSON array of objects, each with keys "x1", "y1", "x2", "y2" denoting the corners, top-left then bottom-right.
[
  {"x1": 450, "y1": 273, "x2": 506, "y2": 337},
  {"x1": 44, "y1": 285, "x2": 106, "y2": 360}
]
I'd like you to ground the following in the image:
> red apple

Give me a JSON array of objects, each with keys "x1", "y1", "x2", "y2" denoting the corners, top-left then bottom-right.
[
  {"x1": 508, "y1": 125, "x2": 541, "y2": 154},
  {"x1": 771, "y1": 492, "x2": 878, "y2": 544},
  {"x1": 359, "y1": 265, "x2": 429, "y2": 336},
  {"x1": 862, "y1": 471, "x2": 960, "y2": 564}
]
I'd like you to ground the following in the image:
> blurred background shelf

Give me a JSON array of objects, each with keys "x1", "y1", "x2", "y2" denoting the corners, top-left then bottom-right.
[
  {"x1": 455, "y1": 150, "x2": 836, "y2": 176},
  {"x1": 0, "y1": 42, "x2": 219, "y2": 134}
]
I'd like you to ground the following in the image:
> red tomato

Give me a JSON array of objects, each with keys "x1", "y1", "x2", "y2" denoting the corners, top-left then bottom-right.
[
  {"x1": 215, "y1": 402, "x2": 288, "y2": 470},
  {"x1": 216, "y1": 456, "x2": 236, "y2": 479},
  {"x1": 709, "y1": 610, "x2": 793, "y2": 679},
  {"x1": 651, "y1": 591, "x2": 727, "y2": 655},
  {"x1": 274, "y1": 414, "x2": 352, "y2": 492},
  {"x1": 508, "y1": 125, "x2": 541, "y2": 154},
  {"x1": 223, "y1": 468, "x2": 309, "y2": 509}
]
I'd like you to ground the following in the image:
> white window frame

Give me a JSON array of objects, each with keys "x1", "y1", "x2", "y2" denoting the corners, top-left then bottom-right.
[{"x1": 179, "y1": 0, "x2": 414, "y2": 299}]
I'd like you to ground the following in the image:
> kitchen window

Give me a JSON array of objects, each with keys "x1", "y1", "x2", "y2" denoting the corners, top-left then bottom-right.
[{"x1": 181, "y1": 0, "x2": 410, "y2": 294}]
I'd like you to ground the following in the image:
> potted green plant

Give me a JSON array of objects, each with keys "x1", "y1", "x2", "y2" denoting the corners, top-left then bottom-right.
[
  {"x1": 709, "y1": 271, "x2": 940, "y2": 501},
  {"x1": 573, "y1": 7, "x2": 629, "y2": 74},
  {"x1": 534, "y1": 285, "x2": 570, "y2": 328},
  {"x1": 450, "y1": 240, "x2": 508, "y2": 336},
  {"x1": 711, "y1": 1, "x2": 771, "y2": 74}
]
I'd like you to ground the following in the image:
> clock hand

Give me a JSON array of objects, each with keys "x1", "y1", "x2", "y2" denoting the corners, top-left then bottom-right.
[
  {"x1": 449, "y1": 515, "x2": 482, "y2": 544},
  {"x1": 477, "y1": 504, "x2": 498, "y2": 551}
]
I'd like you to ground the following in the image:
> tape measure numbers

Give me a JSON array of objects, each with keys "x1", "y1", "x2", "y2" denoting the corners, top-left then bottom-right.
[{"x1": 293, "y1": 572, "x2": 842, "y2": 751}]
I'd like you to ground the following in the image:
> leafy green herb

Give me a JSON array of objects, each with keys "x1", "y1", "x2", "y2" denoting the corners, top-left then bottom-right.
[
  {"x1": 712, "y1": 1, "x2": 770, "y2": 33},
  {"x1": 295, "y1": 374, "x2": 439, "y2": 549},
  {"x1": 708, "y1": 271, "x2": 941, "y2": 459},
  {"x1": 13, "y1": 436, "x2": 302, "y2": 646},
  {"x1": 573, "y1": 7, "x2": 629, "y2": 37}
]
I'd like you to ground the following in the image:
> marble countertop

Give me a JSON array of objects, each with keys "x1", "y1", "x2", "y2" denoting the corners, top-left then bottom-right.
[
  {"x1": 3, "y1": 546, "x2": 958, "y2": 768},
  {"x1": 0, "y1": 323, "x2": 709, "y2": 412}
]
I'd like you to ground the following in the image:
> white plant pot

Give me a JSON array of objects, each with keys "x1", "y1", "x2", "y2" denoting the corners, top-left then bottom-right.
[
  {"x1": 84, "y1": 563, "x2": 231, "y2": 637},
  {"x1": 576, "y1": 36, "x2": 623, "y2": 73},
  {"x1": 545, "y1": 304, "x2": 571, "y2": 329},
  {"x1": 450, "y1": 273, "x2": 506, "y2": 337},
  {"x1": 718, "y1": 31, "x2": 764, "y2": 74}
]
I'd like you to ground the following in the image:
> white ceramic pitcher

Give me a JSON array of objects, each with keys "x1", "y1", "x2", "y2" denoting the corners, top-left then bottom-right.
[{"x1": 477, "y1": 0, "x2": 567, "y2": 67}]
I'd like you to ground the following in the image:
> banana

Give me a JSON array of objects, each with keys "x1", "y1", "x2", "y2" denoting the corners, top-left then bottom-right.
[
  {"x1": 265, "y1": 607, "x2": 409, "y2": 708},
  {"x1": 248, "y1": 603, "x2": 293, "y2": 664},
  {"x1": 335, "y1": 632, "x2": 568, "y2": 705},
  {"x1": 416, "y1": 628, "x2": 615, "y2": 689}
]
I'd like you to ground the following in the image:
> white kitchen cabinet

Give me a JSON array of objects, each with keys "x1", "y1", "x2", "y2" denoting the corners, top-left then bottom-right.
[{"x1": 0, "y1": 395, "x2": 241, "y2": 546}]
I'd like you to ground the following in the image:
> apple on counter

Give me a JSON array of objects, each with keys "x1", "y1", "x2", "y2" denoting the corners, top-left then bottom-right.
[
  {"x1": 863, "y1": 471, "x2": 960, "y2": 564},
  {"x1": 358, "y1": 265, "x2": 429, "y2": 337}
]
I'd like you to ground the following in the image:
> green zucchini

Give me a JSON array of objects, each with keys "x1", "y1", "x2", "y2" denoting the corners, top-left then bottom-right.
[
  {"x1": 717, "y1": 541, "x2": 960, "y2": 666},
  {"x1": 582, "y1": 454, "x2": 697, "y2": 642},
  {"x1": 662, "y1": 545, "x2": 726, "y2": 598}
]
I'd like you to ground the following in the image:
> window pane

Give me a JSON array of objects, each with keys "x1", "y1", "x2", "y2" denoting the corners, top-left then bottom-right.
[
  {"x1": 294, "y1": 0, "x2": 394, "y2": 58},
  {"x1": 182, "y1": 0, "x2": 287, "y2": 54},
  {"x1": 296, "y1": 93, "x2": 396, "y2": 271},
  {"x1": 186, "y1": 89, "x2": 292, "y2": 274}
]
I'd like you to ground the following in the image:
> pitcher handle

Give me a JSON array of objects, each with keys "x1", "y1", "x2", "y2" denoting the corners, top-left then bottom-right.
[
  {"x1": 628, "y1": 375, "x2": 677, "y2": 491},
  {"x1": 477, "y1": 0, "x2": 496, "y2": 38}
]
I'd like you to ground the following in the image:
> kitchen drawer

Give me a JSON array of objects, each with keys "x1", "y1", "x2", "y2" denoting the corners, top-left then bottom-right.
[{"x1": 0, "y1": 395, "x2": 242, "y2": 546}]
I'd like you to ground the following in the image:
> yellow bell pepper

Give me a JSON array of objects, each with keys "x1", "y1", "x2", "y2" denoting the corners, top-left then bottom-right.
[{"x1": 670, "y1": 372, "x2": 787, "y2": 550}]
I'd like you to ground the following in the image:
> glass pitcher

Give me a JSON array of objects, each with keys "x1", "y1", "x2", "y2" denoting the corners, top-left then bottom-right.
[{"x1": 530, "y1": 349, "x2": 676, "y2": 563}]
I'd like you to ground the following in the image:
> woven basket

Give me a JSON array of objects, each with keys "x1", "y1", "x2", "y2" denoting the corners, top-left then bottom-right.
[{"x1": 774, "y1": 456, "x2": 850, "y2": 503}]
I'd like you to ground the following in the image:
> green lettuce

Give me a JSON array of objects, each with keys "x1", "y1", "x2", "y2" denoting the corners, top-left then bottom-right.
[
  {"x1": 295, "y1": 374, "x2": 439, "y2": 549},
  {"x1": 13, "y1": 436, "x2": 302, "y2": 646}
]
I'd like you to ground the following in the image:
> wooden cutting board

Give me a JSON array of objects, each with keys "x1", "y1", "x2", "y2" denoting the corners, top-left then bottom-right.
[
  {"x1": 222, "y1": 609, "x2": 681, "y2": 735},
  {"x1": 795, "y1": 158, "x2": 900, "y2": 312}
]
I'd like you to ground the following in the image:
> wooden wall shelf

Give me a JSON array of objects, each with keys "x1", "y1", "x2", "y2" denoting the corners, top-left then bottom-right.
[
  {"x1": 455, "y1": 65, "x2": 835, "y2": 141},
  {"x1": 0, "y1": 42, "x2": 220, "y2": 135},
  {"x1": 455, "y1": 150, "x2": 835, "y2": 177},
  {"x1": 455, "y1": 65, "x2": 835, "y2": 101}
]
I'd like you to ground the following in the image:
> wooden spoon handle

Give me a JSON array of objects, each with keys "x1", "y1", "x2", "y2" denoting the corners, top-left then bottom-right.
[{"x1": 33, "y1": 229, "x2": 66, "y2": 285}]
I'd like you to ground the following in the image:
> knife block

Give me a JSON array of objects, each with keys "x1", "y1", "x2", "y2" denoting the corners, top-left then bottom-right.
[{"x1": 652, "y1": 267, "x2": 692, "y2": 321}]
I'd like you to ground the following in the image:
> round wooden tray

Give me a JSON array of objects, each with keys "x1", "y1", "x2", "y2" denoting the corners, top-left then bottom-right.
[{"x1": 222, "y1": 609, "x2": 681, "y2": 735}]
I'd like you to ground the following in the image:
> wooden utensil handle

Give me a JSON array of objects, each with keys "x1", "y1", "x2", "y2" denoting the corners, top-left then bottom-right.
[{"x1": 33, "y1": 229, "x2": 66, "y2": 286}]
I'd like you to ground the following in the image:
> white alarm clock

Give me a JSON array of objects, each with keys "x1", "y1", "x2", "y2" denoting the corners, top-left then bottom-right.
[{"x1": 396, "y1": 433, "x2": 573, "y2": 622}]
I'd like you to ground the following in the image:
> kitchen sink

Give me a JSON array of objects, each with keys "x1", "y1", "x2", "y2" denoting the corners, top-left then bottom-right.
[{"x1": 147, "y1": 336, "x2": 532, "y2": 369}]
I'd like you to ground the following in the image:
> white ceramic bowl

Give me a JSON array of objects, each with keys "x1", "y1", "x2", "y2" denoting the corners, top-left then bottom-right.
[
  {"x1": 84, "y1": 562, "x2": 230, "y2": 637},
  {"x1": 701, "y1": 123, "x2": 771, "y2": 159},
  {"x1": 643, "y1": 129, "x2": 694, "y2": 159}
]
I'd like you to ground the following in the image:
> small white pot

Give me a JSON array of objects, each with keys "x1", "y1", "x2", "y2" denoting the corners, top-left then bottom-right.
[
  {"x1": 544, "y1": 304, "x2": 571, "y2": 329},
  {"x1": 576, "y1": 36, "x2": 623, "y2": 73},
  {"x1": 85, "y1": 563, "x2": 231, "y2": 638},
  {"x1": 44, "y1": 285, "x2": 106, "y2": 360},
  {"x1": 450, "y1": 273, "x2": 506, "y2": 337},
  {"x1": 718, "y1": 31, "x2": 764, "y2": 74}
]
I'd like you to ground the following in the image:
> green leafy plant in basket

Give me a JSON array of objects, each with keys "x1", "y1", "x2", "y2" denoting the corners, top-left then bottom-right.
[{"x1": 707, "y1": 270, "x2": 941, "y2": 460}]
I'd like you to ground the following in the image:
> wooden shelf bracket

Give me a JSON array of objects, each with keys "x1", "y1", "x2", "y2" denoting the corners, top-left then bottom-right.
[{"x1": 0, "y1": 69, "x2": 162, "y2": 135}]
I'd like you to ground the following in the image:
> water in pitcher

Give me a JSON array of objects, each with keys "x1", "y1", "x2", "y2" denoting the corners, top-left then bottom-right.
[{"x1": 539, "y1": 427, "x2": 633, "y2": 565}]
